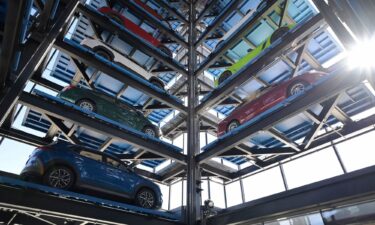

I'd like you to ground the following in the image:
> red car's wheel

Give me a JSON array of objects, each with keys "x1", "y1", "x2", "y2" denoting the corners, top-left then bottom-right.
[
  {"x1": 270, "y1": 27, "x2": 290, "y2": 44},
  {"x1": 287, "y1": 80, "x2": 309, "y2": 97},
  {"x1": 227, "y1": 120, "x2": 240, "y2": 133},
  {"x1": 135, "y1": 188, "x2": 157, "y2": 209},
  {"x1": 76, "y1": 99, "x2": 97, "y2": 112},
  {"x1": 218, "y1": 70, "x2": 232, "y2": 85}
]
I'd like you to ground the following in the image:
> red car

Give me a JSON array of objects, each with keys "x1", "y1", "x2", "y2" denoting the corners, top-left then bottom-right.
[
  {"x1": 217, "y1": 72, "x2": 327, "y2": 136},
  {"x1": 98, "y1": 7, "x2": 172, "y2": 57}
]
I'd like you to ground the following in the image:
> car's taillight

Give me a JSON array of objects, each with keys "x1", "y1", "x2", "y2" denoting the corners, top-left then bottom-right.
[
  {"x1": 62, "y1": 85, "x2": 76, "y2": 92},
  {"x1": 38, "y1": 146, "x2": 52, "y2": 151}
]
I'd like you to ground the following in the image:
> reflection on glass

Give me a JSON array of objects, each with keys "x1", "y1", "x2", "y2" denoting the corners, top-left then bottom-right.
[{"x1": 322, "y1": 200, "x2": 375, "y2": 224}]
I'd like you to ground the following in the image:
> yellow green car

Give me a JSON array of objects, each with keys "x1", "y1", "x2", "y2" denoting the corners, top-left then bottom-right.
[{"x1": 215, "y1": 25, "x2": 295, "y2": 87}]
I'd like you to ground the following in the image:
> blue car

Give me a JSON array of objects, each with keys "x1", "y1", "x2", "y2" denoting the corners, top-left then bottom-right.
[{"x1": 20, "y1": 141, "x2": 162, "y2": 209}]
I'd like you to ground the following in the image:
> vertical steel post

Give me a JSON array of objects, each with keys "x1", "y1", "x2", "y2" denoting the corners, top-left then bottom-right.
[{"x1": 186, "y1": 0, "x2": 201, "y2": 224}]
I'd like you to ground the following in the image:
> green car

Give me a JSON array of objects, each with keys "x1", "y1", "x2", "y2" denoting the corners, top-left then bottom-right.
[
  {"x1": 215, "y1": 25, "x2": 295, "y2": 87},
  {"x1": 58, "y1": 85, "x2": 160, "y2": 138}
]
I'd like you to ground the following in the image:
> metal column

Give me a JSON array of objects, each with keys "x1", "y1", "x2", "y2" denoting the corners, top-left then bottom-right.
[{"x1": 186, "y1": 0, "x2": 201, "y2": 224}]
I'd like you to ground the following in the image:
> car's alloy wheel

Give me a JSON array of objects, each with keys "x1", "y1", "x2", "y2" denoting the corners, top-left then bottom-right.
[
  {"x1": 150, "y1": 79, "x2": 164, "y2": 90},
  {"x1": 136, "y1": 189, "x2": 156, "y2": 209},
  {"x1": 270, "y1": 27, "x2": 290, "y2": 44},
  {"x1": 142, "y1": 126, "x2": 157, "y2": 137},
  {"x1": 76, "y1": 99, "x2": 96, "y2": 112},
  {"x1": 218, "y1": 70, "x2": 232, "y2": 85},
  {"x1": 44, "y1": 166, "x2": 74, "y2": 190},
  {"x1": 288, "y1": 81, "x2": 308, "y2": 97},
  {"x1": 227, "y1": 120, "x2": 240, "y2": 132},
  {"x1": 94, "y1": 49, "x2": 112, "y2": 61}
]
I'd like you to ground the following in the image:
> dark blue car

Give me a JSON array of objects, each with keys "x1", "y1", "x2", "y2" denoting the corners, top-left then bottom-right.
[{"x1": 20, "y1": 142, "x2": 162, "y2": 209}]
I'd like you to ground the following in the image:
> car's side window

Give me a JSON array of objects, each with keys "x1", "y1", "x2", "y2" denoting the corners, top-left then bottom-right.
[
  {"x1": 80, "y1": 150, "x2": 103, "y2": 162},
  {"x1": 106, "y1": 157, "x2": 121, "y2": 168}
]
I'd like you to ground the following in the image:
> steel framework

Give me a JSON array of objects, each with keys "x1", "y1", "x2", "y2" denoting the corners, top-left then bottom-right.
[{"x1": 0, "y1": 0, "x2": 375, "y2": 224}]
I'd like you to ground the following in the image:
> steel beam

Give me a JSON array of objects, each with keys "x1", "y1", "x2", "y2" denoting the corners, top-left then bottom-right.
[
  {"x1": 54, "y1": 39, "x2": 188, "y2": 114},
  {"x1": 195, "y1": 0, "x2": 279, "y2": 76},
  {"x1": 0, "y1": 0, "x2": 79, "y2": 126},
  {"x1": 0, "y1": 128, "x2": 51, "y2": 146},
  {"x1": 44, "y1": 115, "x2": 81, "y2": 144},
  {"x1": 77, "y1": 4, "x2": 188, "y2": 76},
  {"x1": 186, "y1": 1, "x2": 201, "y2": 223},
  {"x1": 115, "y1": 0, "x2": 188, "y2": 48},
  {"x1": 194, "y1": 0, "x2": 242, "y2": 47},
  {"x1": 0, "y1": 184, "x2": 183, "y2": 225},
  {"x1": 312, "y1": 0, "x2": 355, "y2": 48},
  {"x1": 158, "y1": 0, "x2": 188, "y2": 24},
  {"x1": 207, "y1": 165, "x2": 375, "y2": 225},
  {"x1": 18, "y1": 92, "x2": 187, "y2": 164},
  {"x1": 232, "y1": 113, "x2": 375, "y2": 179},
  {"x1": 196, "y1": 66, "x2": 365, "y2": 163},
  {"x1": 0, "y1": 0, "x2": 31, "y2": 89},
  {"x1": 302, "y1": 95, "x2": 341, "y2": 149},
  {"x1": 196, "y1": 14, "x2": 325, "y2": 114}
]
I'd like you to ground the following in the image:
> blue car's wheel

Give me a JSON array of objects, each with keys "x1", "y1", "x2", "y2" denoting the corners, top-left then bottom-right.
[
  {"x1": 44, "y1": 166, "x2": 75, "y2": 190},
  {"x1": 135, "y1": 188, "x2": 156, "y2": 209}
]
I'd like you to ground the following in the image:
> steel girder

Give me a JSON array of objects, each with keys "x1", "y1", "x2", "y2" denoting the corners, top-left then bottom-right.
[
  {"x1": 0, "y1": 0, "x2": 31, "y2": 89},
  {"x1": 113, "y1": 0, "x2": 188, "y2": 48},
  {"x1": 0, "y1": 0, "x2": 79, "y2": 126},
  {"x1": 196, "y1": 13, "x2": 325, "y2": 114},
  {"x1": 53, "y1": 39, "x2": 188, "y2": 114},
  {"x1": 18, "y1": 92, "x2": 188, "y2": 164},
  {"x1": 77, "y1": 4, "x2": 188, "y2": 76},
  {"x1": 206, "y1": 165, "x2": 375, "y2": 225},
  {"x1": 197, "y1": 66, "x2": 366, "y2": 164},
  {"x1": 0, "y1": 183, "x2": 183, "y2": 225}
]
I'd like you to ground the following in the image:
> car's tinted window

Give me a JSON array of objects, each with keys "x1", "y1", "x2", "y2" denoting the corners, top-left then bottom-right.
[
  {"x1": 106, "y1": 157, "x2": 121, "y2": 167},
  {"x1": 80, "y1": 150, "x2": 103, "y2": 162}
]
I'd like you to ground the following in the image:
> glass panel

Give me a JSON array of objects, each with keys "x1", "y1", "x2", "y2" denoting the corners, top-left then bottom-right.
[
  {"x1": 158, "y1": 183, "x2": 169, "y2": 210},
  {"x1": 225, "y1": 180, "x2": 243, "y2": 207},
  {"x1": 210, "y1": 180, "x2": 225, "y2": 208},
  {"x1": 243, "y1": 166, "x2": 285, "y2": 202},
  {"x1": 322, "y1": 200, "x2": 375, "y2": 224},
  {"x1": 283, "y1": 148, "x2": 344, "y2": 189},
  {"x1": 336, "y1": 130, "x2": 375, "y2": 172},
  {"x1": 201, "y1": 179, "x2": 209, "y2": 204},
  {"x1": 170, "y1": 181, "x2": 182, "y2": 209}
]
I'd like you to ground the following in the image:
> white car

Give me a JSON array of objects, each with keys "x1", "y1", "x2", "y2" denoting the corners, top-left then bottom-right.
[{"x1": 81, "y1": 38, "x2": 165, "y2": 90}]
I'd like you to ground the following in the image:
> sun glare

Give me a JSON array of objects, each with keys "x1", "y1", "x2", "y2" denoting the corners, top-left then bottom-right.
[{"x1": 348, "y1": 37, "x2": 375, "y2": 69}]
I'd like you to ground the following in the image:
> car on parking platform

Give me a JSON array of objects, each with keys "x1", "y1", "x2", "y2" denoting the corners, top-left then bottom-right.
[
  {"x1": 98, "y1": 7, "x2": 172, "y2": 57},
  {"x1": 80, "y1": 37, "x2": 165, "y2": 90},
  {"x1": 215, "y1": 25, "x2": 294, "y2": 87},
  {"x1": 20, "y1": 141, "x2": 163, "y2": 209},
  {"x1": 217, "y1": 71, "x2": 327, "y2": 136},
  {"x1": 58, "y1": 85, "x2": 160, "y2": 138}
]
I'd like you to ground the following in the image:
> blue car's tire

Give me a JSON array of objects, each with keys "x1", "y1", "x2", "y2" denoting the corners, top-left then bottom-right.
[
  {"x1": 135, "y1": 188, "x2": 156, "y2": 209},
  {"x1": 43, "y1": 166, "x2": 75, "y2": 190}
]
